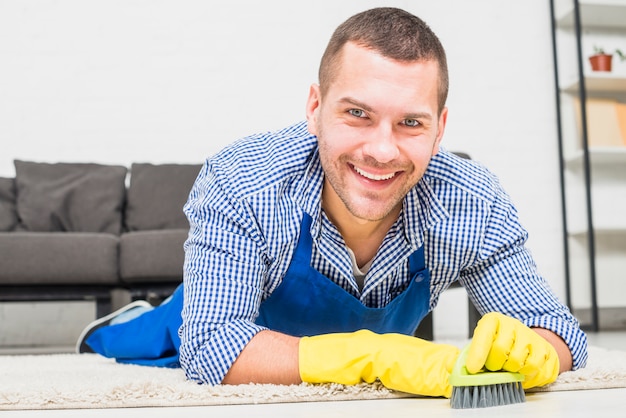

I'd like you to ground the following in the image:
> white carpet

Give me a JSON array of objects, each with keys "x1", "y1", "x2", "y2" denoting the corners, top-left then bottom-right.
[{"x1": 1, "y1": 346, "x2": 625, "y2": 410}]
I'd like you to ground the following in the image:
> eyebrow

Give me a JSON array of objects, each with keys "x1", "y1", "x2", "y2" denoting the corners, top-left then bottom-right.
[
  {"x1": 339, "y1": 97, "x2": 373, "y2": 112},
  {"x1": 338, "y1": 96, "x2": 433, "y2": 121}
]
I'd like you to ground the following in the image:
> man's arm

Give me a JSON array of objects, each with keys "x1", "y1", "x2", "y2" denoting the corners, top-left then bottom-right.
[
  {"x1": 222, "y1": 325, "x2": 574, "y2": 388},
  {"x1": 222, "y1": 330, "x2": 301, "y2": 385},
  {"x1": 533, "y1": 327, "x2": 573, "y2": 373},
  {"x1": 225, "y1": 329, "x2": 461, "y2": 397},
  {"x1": 456, "y1": 178, "x2": 588, "y2": 371}
]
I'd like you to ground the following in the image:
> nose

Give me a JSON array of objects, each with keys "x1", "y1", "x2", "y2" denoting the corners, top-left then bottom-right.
[{"x1": 361, "y1": 127, "x2": 400, "y2": 163}]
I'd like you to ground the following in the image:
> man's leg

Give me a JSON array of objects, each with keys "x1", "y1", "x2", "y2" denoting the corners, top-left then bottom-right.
[{"x1": 78, "y1": 284, "x2": 184, "y2": 368}]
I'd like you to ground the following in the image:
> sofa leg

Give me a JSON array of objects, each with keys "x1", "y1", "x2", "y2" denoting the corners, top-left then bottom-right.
[
  {"x1": 467, "y1": 302, "x2": 482, "y2": 338},
  {"x1": 414, "y1": 311, "x2": 434, "y2": 341},
  {"x1": 110, "y1": 288, "x2": 132, "y2": 312},
  {"x1": 95, "y1": 298, "x2": 112, "y2": 318}
]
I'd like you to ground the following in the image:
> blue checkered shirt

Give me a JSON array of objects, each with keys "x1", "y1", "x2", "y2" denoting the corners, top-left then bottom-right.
[{"x1": 180, "y1": 121, "x2": 588, "y2": 385}]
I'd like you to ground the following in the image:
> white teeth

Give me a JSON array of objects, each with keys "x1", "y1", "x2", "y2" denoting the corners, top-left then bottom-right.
[{"x1": 353, "y1": 166, "x2": 395, "y2": 181}]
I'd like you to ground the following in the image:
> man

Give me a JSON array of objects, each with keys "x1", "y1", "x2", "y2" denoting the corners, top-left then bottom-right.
[{"x1": 80, "y1": 7, "x2": 587, "y2": 398}]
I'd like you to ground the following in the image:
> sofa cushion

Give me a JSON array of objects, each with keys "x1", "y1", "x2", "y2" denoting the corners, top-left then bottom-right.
[
  {"x1": 14, "y1": 160, "x2": 127, "y2": 234},
  {"x1": 125, "y1": 163, "x2": 201, "y2": 231},
  {"x1": 119, "y1": 229, "x2": 188, "y2": 283},
  {"x1": 0, "y1": 177, "x2": 18, "y2": 232},
  {"x1": 0, "y1": 232, "x2": 119, "y2": 285}
]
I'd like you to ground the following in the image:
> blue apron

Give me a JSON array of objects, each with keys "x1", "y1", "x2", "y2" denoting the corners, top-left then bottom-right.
[
  {"x1": 256, "y1": 214, "x2": 430, "y2": 336},
  {"x1": 86, "y1": 214, "x2": 431, "y2": 367}
]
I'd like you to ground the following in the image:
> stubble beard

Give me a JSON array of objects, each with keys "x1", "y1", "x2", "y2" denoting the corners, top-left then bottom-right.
[{"x1": 319, "y1": 144, "x2": 409, "y2": 223}]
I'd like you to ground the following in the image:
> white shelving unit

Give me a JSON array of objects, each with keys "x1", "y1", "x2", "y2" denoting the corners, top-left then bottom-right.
[
  {"x1": 551, "y1": 0, "x2": 626, "y2": 331},
  {"x1": 562, "y1": 75, "x2": 626, "y2": 94},
  {"x1": 556, "y1": 1, "x2": 626, "y2": 29},
  {"x1": 565, "y1": 147, "x2": 626, "y2": 168}
]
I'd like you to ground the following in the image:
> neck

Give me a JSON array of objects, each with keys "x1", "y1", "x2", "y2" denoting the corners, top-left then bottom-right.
[{"x1": 322, "y1": 185, "x2": 401, "y2": 266}]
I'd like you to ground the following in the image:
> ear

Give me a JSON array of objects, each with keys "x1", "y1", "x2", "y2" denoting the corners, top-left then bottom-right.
[
  {"x1": 432, "y1": 106, "x2": 448, "y2": 156},
  {"x1": 306, "y1": 83, "x2": 321, "y2": 136}
]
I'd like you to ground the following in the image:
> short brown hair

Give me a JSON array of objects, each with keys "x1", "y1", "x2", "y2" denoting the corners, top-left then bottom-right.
[{"x1": 319, "y1": 7, "x2": 448, "y2": 114}]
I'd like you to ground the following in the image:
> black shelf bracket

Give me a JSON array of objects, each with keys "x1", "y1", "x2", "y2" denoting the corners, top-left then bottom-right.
[{"x1": 549, "y1": 0, "x2": 599, "y2": 332}]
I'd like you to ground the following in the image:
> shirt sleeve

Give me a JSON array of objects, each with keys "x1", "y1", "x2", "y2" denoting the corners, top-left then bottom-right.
[
  {"x1": 179, "y1": 162, "x2": 269, "y2": 384},
  {"x1": 459, "y1": 185, "x2": 588, "y2": 370}
]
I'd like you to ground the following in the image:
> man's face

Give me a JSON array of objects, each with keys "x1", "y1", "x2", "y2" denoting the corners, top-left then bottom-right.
[{"x1": 306, "y1": 42, "x2": 448, "y2": 224}]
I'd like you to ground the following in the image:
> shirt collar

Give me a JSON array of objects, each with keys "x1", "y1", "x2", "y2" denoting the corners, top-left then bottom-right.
[
  {"x1": 292, "y1": 145, "x2": 449, "y2": 247},
  {"x1": 402, "y1": 177, "x2": 450, "y2": 249}
]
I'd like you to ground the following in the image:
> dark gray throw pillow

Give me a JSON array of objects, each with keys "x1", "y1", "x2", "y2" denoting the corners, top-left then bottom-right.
[
  {"x1": 14, "y1": 160, "x2": 128, "y2": 234},
  {"x1": 0, "y1": 177, "x2": 18, "y2": 232},
  {"x1": 125, "y1": 163, "x2": 201, "y2": 231}
]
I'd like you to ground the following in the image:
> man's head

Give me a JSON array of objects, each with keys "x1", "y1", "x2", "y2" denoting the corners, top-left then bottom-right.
[
  {"x1": 319, "y1": 7, "x2": 448, "y2": 115},
  {"x1": 306, "y1": 8, "x2": 449, "y2": 226}
]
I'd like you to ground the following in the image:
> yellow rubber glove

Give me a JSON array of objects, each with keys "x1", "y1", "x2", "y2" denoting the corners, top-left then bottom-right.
[
  {"x1": 466, "y1": 312, "x2": 560, "y2": 389},
  {"x1": 299, "y1": 329, "x2": 460, "y2": 397}
]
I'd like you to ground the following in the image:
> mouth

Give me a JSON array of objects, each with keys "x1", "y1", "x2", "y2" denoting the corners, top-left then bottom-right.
[{"x1": 351, "y1": 164, "x2": 399, "y2": 182}]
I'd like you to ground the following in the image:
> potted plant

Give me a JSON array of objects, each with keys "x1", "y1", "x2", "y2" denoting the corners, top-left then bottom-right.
[{"x1": 589, "y1": 46, "x2": 625, "y2": 72}]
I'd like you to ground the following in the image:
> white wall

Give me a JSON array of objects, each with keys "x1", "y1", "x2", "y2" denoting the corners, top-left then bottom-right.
[{"x1": 0, "y1": 1, "x2": 567, "y2": 335}]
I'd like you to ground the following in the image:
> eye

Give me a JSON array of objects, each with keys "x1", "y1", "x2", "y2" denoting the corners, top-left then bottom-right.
[
  {"x1": 403, "y1": 119, "x2": 421, "y2": 127},
  {"x1": 348, "y1": 109, "x2": 367, "y2": 118}
]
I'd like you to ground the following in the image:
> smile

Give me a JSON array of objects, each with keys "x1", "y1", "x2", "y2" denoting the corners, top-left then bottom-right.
[{"x1": 353, "y1": 165, "x2": 397, "y2": 181}]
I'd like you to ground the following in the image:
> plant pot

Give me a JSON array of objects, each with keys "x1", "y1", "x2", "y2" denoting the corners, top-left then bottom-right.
[{"x1": 589, "y1": 54, "x2": 613, "y2": 72}]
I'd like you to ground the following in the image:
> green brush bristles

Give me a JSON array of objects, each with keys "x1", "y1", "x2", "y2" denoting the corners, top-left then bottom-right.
[{"x1": 449, "y1": 346, "x2": 526, "y2": 409}]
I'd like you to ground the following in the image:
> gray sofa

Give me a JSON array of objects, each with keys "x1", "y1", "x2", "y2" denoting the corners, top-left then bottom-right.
[{"x1": 0, "y1": 160, "x2": 201, "y2": 317}]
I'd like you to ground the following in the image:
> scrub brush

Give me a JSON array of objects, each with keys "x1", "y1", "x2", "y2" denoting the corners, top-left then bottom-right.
[{"x1": 449, "y1": 345, "x2": 526, "y2": 409}]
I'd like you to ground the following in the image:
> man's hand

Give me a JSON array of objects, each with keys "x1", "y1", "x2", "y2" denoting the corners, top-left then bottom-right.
[
  {"x1": 299, "y1": 330, "x2": 460, "y2": 397},
  {"x1": 466, "y1": 312, "x2": 560, "y2": 389}
]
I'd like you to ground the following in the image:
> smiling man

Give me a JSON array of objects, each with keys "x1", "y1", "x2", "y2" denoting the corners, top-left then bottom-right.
[
  {"x1": 79, "y1": 7, "x2": 587, "y2": 397},
  {"x1": 310, "y1": 42, "x2": 446, "y2": 268}
]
